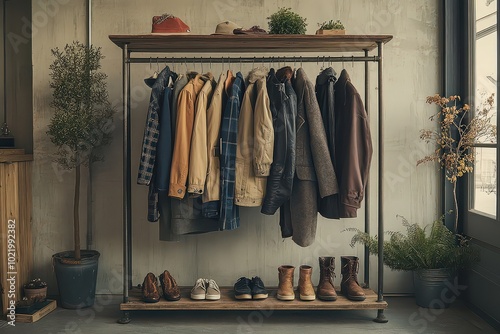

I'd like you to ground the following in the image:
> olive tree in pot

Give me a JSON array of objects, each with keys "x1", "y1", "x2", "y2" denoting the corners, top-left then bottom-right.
[{"x1": 47, "y1": 41, "x2": 114, "y2": 309}]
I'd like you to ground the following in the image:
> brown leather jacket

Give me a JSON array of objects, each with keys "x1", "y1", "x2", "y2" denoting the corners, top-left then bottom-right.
[{"x1": 334, "y1": 69, "x2": 373, "y2": 218}]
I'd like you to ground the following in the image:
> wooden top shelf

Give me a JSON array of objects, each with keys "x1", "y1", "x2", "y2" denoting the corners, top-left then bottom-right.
[{"x1": 109, "y1": 34, "x2": 393, "y2": 53}]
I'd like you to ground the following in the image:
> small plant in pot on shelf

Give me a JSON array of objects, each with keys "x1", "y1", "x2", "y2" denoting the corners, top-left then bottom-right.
[
  {"x1": 316, "y1": 20, "x2": 345, "y2": 35},
  {"x1": 267, "y1": 7, "x2": 307, "y2": 35},
  {"x1": 24, "y1": 278, "x2": 48, "y2": 303},
  {"x1": 47, "y1": 41, "x2": 114, "y2": 309},
  {"x1": 347, "y1": 214, "x2": 479, "y2": 308}
]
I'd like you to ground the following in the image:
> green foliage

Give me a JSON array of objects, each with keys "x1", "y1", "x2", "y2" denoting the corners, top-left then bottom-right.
[
  {"x1": 346, "y1": 215, "x2": 479, "y2": 271},
  {"x1": 318, "y1": 20, "x2": 344, "y2": 30},
  {"x1": 47, "y1": 41, "x2": 114, "y2": 169},
  {"x1": 267, "y1": 7, "x2": 307, "y2": 34}
]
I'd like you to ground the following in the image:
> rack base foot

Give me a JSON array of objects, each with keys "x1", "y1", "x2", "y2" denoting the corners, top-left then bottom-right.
[
  {"x1": 373, "y1": 309, "x2": 388, "y2": 323},
  {"x1": 117, "y1": 311, "x2": 131, "y2": 324}
]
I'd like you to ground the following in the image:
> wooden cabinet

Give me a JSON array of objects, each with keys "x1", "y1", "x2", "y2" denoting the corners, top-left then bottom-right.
[{"x1": 0, "y1": 149, "x2": 33, "y2": 315}]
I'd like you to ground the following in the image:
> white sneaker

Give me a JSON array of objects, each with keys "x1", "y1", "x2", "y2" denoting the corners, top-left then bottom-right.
[
  {"x1": 190, "y1": 278, "x2": 207, "y2": 300},
  {"x1": 206, "y1": 279, "x2": 221, "y2": 300}
]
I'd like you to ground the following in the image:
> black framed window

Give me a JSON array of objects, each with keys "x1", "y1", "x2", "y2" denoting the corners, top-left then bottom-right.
[{"x1": 464, "y1": 0, "x2": 500, "y2": 248}]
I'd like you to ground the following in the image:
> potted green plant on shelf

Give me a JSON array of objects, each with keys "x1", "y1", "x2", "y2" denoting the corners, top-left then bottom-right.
[
  {"x1": 347, "y1": 215, "x2": 479, "y2": 308},
  {"x1": 316, "y1": 20, "x2": 345, "y2": 35},
  {"x1": 267, "y1": 7, "x2": 307, "y2": 35},
  {"x1": 47, "y1": 41, "x2": 114, "y2": 309}
]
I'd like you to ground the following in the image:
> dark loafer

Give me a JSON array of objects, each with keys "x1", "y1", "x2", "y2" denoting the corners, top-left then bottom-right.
[
  {"x1": 159, "y1": 270, "x2": 181, "y2": 301},
  {"x1": 141, "y1": 272, "x2": 160, "y2": 303}
]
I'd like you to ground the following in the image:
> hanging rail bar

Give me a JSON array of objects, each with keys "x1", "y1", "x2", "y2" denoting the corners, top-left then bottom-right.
[{"x1": 126, "y1": 56, "x2": 380, "y2": 64}]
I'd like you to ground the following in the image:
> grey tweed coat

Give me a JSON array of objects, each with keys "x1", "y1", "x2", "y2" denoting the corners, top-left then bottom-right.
[{"x1": 280, "y1": 68, "x2": 339, "y2": 247}]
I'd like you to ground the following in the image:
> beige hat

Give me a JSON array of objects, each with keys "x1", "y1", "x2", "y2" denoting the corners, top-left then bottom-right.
[{"x1": 212, "y1": 21, "x2": 241, "y2": 35}]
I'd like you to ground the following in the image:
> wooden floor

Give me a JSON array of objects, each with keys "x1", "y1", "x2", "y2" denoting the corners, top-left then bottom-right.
[{"x1": 120, "y1": 287, "x2": 388, "y2": 311}]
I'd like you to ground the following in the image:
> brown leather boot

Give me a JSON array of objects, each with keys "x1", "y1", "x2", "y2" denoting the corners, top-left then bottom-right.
[
  {"x1": 141, "y1": 272, "x2": 160, "y2": 303},
  {"x1": 317, "y1": 257, "x2": 338, "y2": 301},
  {"x1": 341, "y1": 256, "x2": 366, "y2": 301},
  {"x1": 277, "y1": 265, "x2": 295, "y2": 301},
  {"x1": 159, "y1": 270, "x2": 181, "y2": 301},
  {"x1": 298, "y1": 265, "x2": 316, "y2": 301}
]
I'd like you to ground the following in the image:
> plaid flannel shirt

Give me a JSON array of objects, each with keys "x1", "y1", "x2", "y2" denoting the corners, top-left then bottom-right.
[
  {"x1": 219, "y1": 72, "x2": 245, "y2": 230},
  {"x1": 138, "y1": 66, "x2": 174, "y2": 185},
  {"x1": 137, "y1": 66, "x2": 176, "y2": 221}
]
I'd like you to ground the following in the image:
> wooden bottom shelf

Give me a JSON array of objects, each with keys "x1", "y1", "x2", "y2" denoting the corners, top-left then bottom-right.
[{"x1": 121, "y1": 287, "x2": 387, "y2": 311}]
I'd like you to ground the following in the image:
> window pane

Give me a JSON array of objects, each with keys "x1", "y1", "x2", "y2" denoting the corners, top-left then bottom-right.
[
  {"x1": 475, "y1": 0, "x2": 497, "y2": 144},
  {"x1": 473, "y1": 148, "x2": 497, "y2": 217}
]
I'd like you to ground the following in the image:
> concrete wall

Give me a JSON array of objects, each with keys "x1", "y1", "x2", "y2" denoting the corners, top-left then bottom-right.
[{"x1": 31, "y1": 0, "x2": 441, "y2": 295}]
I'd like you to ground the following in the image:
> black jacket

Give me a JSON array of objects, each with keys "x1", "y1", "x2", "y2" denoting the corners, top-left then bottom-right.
[
  {"x1": 261, "y1": 67, "x2": 297, "y2": 215},
  {"x1": 316, "y1": 67, "x2": 341, "y2": 219}
]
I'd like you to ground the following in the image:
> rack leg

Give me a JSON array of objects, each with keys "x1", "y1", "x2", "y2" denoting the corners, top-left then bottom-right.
[
  {"x1": 117, "y1": 311, "x2": 131, "y2": 324},
  {"x1": 373, "y1": 309, "x2": 388, "y2": 323}
]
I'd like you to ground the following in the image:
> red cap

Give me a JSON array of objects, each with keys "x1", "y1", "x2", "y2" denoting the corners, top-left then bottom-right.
[{"x1": 152, "y1": 14, "x2": 190, "y2": 34}]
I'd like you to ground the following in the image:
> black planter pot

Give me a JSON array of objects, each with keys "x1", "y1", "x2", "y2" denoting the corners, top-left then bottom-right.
[
  {"x1": 413, "y1": 268, "x2": 456, "y2": 309},
  {"x1": 53, "y1": 250, "x2": 100, "y2": 309}
]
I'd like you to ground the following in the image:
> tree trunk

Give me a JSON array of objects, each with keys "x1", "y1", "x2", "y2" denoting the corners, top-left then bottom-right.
[
  {"x1": 74, "y1": 164, "x2": 81, "y2": 260},
  {"x1": 452, "y1": 181, "x2": 458, "y2": 234}
]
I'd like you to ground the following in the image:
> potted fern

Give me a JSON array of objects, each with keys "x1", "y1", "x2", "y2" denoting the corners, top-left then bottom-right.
[
  {"x1": 347, "y1": 215, "x2": 479, "y2": 308},
  {"x1": 48, "y1": 41, "x2": 114, "y2": 309}
]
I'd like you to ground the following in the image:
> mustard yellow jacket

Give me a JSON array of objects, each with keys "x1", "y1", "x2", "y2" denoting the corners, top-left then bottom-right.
[
  {"x1": 188, "y1": 77, "x2": 216, "y2": 195},
  {"x1": 235, "y1": 67, "x2": 274, "y2": 206},
  {"x1": 169, "y1": 74, "x2": 207, "y2": 199}
]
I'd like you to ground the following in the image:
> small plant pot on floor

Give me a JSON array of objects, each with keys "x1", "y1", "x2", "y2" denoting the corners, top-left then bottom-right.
[
  {"x1": 413, "y1": 268, "x2": 455, "y2": 309},
  {"x1": 53, "y1": 250, "x2": 100, "y2": 309},
  {"x1": 24, "y1": 286, "x2": 47, "y2": 302}
]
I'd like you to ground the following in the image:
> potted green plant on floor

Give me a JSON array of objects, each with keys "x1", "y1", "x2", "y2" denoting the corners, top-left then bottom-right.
[
  {"x1": 267, "y1": 7, "x2": 307, "y2": 35},
  {"x1": 23, "y1": 278, "x2": 48, "y2": 303},
  {"x1": 347, "y1": 214, "x2": 479, "y2": 308},
  {"x1": 47, "y1": 41, "x2": 114, "y2": 309}
]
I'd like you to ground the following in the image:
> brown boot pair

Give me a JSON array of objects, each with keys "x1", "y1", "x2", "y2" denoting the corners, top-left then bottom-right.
[
  {"x1": 277, "y1": 256, "x2": 366, "y2": 302},
  {"x1": 317, "y1": 256, "x2": 366, "y2": 302},
  {"x1": 141, "y1": 270, "x2": 181, "y2": 302},
  {"x1": 277, "y1": 265, "x2": 316, "y2": 301}
]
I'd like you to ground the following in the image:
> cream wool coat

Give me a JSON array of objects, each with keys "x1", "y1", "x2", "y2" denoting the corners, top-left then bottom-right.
[{"x1": 235, "y1": 67, "x2": 274, "y2": 207}]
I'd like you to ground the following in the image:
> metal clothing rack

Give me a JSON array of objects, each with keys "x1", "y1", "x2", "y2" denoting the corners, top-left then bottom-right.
[{"x1": 109, "y1": 34, "x2": 392, "y2": 324}]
